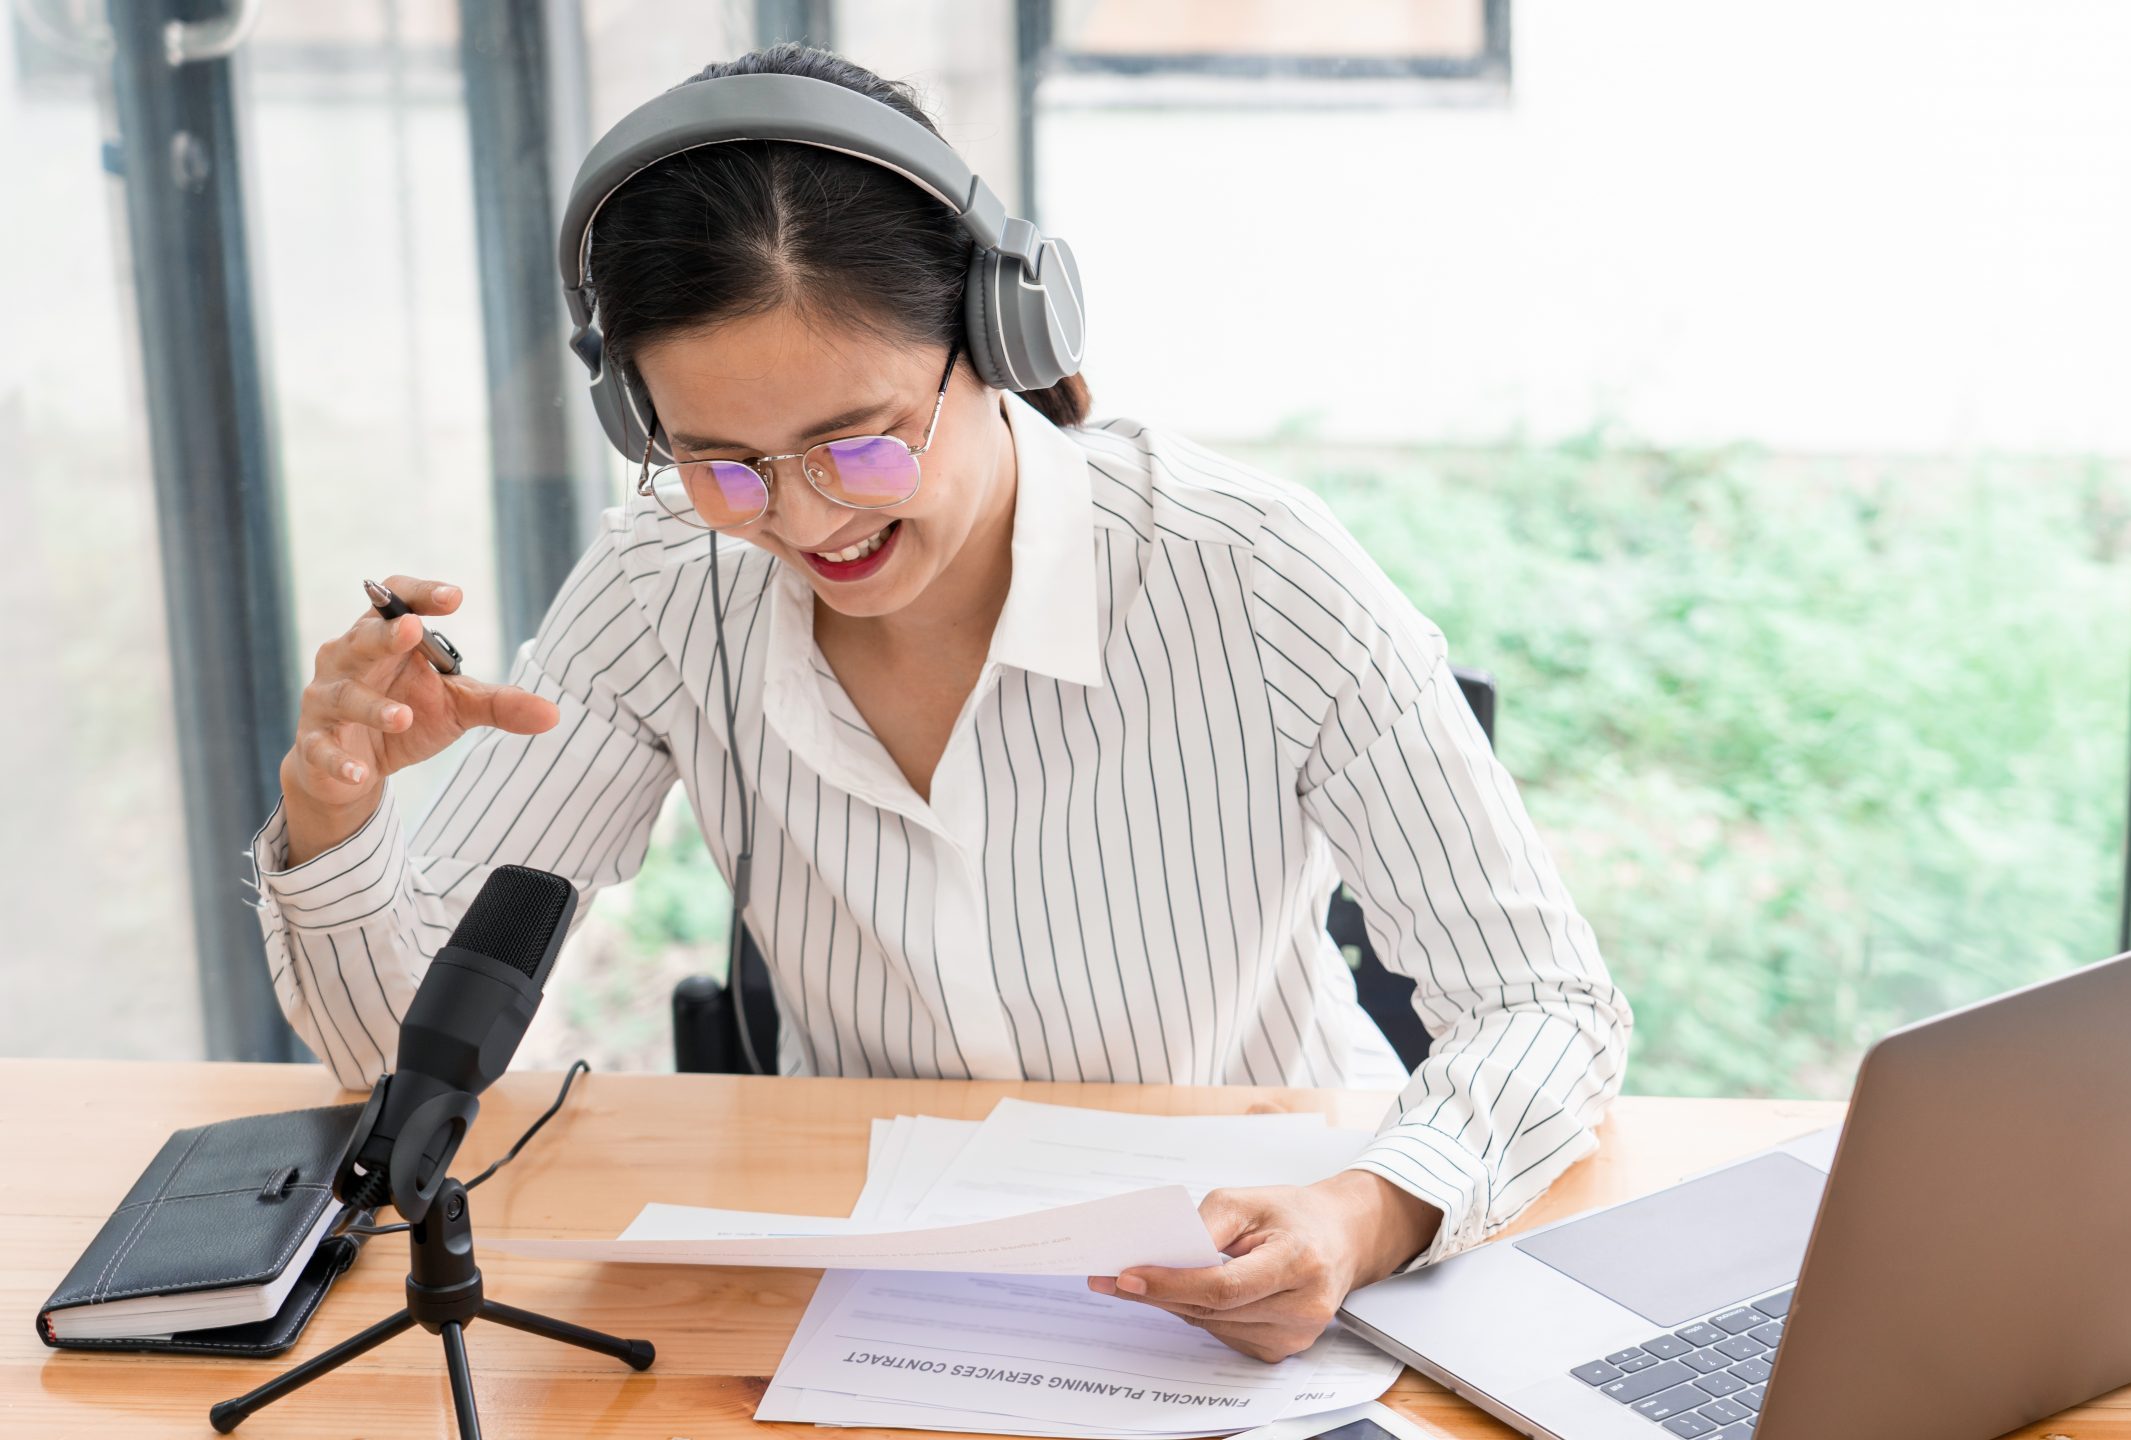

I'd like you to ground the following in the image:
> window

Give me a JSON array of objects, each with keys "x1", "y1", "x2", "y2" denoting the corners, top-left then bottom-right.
[
  {"x1": 1038, "y1": 0, "x2": 1509, "y2": 84},
  {"x1": 10, "y1": 1, "x2": 2124, "y2": 1107}
]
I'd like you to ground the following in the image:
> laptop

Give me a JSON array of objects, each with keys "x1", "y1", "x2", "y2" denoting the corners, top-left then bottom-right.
[{"x1": 1339, "y1": 949, "x2": 2131, "y2": 1440}]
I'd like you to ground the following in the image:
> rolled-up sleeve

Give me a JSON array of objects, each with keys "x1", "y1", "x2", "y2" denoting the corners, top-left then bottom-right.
[
  {"x1": 247, "y1": 783, "x2": 411, "y2": 1090},
  {"x1": 244, "y1": 515, "x2": 681, "y2": 1090},
  {"x1": 1251, "y1": 488, "x2": 1633, "y2": 1269}
]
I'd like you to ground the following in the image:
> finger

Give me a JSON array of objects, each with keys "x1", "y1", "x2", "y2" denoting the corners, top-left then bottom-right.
[
  {"x1": 1117, "y1": 1288, "x2": 1327, "y2": 1324},
  {"x1": 1104, "y1": 1282, "x2": 1332, "y2": 1328},
  {"x1": 1198, "y1": 1316, "x2": 1327, "y2": 1365},
  {"x1": 300, "y1": 729, "x2": 370, "y2": 787},
  {"x1": 1197, "y1": 1189, "x2": 1260, "y2": 1253},
  {"x1": 1166, "y1": 1285, "x2": 1342, "y2": 1326},
  {"x1": 1110, "y1": 1293, "x2": 1219, "y2": 1321},
  {"x1": 379, "y1": 574, "x2": 463, "y2": 615},
  {"x1": 1091, "y1": 1275, "x2": 1229, "y2": 1318},
  {"x1": 1118, "y1": 1232, "x2": 1299, "y2": 1312},
  {"x1": 448, "y1": 677, "x2": 561, "y2": 735},
  {"x1": 1087, "y1": 1277, "x2": 1252, "y2": 1316},
  {"x1": 1245, "y1": 1101, "x2": 1288, "y2": 1116},
  {"x1": 308, "y1": 676, "x2": 413, "y2": 733},
  {"x1": 342, "y1": 612, "x2": 425, "y2": 663},
  {"x1": 1097, "y1": 1193, "x2": 1260, "y2": 1302}
]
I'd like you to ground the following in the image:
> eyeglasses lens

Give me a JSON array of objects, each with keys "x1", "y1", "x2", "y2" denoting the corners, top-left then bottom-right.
[
  {"x1": 810, "y1": 435, "x2": 920, "y2": 507},
  {"x1": 651, "y1": 461, "x2": 768, "y2": 528}
]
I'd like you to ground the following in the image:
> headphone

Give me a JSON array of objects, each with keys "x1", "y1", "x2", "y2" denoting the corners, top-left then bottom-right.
[{"x1": 556, "y1": 70, "x2": 1088, "y2": 464}]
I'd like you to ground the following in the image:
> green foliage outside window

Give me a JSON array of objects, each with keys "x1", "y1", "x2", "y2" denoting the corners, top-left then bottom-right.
[{"x1": 1258, "y1": 433, "x2": 2130, "y2": 1097}]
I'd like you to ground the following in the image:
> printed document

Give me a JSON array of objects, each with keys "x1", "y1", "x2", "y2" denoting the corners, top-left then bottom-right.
[{"x1": 754, "y1": 1101, "x2": 1404, "y2": 1436}]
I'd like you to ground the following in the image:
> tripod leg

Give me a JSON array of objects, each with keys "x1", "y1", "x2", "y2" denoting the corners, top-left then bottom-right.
[
  {"x1": 441, "y1": 1320, "x2": 482, "y2": 1440},
  {"x1": 209, "y1": 1308, "x2": 419, "y2": 1433},
  {"x1": 478, "y1": 1298, "x2": 656, "y2": 1370}
]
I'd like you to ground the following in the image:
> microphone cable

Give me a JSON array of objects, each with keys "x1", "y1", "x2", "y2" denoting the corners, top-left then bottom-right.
[{"x1": 335, "y1": 1058, "x2": 592, "y2": 1238}]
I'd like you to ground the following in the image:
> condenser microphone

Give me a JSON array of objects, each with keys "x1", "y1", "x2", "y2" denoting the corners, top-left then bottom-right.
[{"x1": 333, "y1": 864, "x2": 578, "y2": 1223}]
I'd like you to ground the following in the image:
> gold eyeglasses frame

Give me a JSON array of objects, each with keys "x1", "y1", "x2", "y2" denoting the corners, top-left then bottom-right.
[{"x1": 635, "y1": 337, "x2": 963, "y2": 531}]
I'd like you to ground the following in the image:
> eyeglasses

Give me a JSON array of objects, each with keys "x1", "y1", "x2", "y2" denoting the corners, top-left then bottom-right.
[{"x1": 637, "y1": 338, "x2": 962, "y2": 531}]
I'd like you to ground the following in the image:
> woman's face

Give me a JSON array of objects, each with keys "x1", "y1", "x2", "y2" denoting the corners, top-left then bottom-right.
[{"x1": 633, "y1": 307, "x2": 1011, "y2": 621}]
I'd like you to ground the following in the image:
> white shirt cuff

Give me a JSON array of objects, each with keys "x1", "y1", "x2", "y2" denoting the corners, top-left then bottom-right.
[
  {"x1": 246, "y1": 784, "x2": 407, "y2": 931},
  {"x1": 1347, "y1": 1119, "x2": 1498, "y2": 1271}
]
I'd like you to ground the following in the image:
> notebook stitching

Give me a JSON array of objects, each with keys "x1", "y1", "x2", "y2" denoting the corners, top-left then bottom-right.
[
  {"x1": 48, "y1": 1237, "x2": 350, "y2": 1353},
  {"x1": 108, "y1": 1182, "x2": 330, "y2": 1212},
  {"x1": 92, "y1": 1126, "x2": 209, "y2": 1302},
  {"x1": 89, "y1": 1189, "x2": 336, "y2": 1303}
]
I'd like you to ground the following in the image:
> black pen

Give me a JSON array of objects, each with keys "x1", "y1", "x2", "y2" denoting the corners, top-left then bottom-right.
[{"x1": 363, "y1": 578, "x2": 464, "y2": 675}]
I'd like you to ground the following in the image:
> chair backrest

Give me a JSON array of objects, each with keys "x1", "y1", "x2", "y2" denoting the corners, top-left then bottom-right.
[
  {"x1": 1333, "y1": 666, "x2": 1496, "y2": 1073},
  {"x1": 676, "y1": 666, "x2": 1502, "y2": 1076},
  {"x1": 672, "y1": 933, "x2": 779, "y2": 1076},
  {"x1": 1455, "y1": 667, "x2": 1496, "y2": 747}
]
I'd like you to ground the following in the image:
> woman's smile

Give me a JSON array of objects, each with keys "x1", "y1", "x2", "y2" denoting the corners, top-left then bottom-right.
[{"x1": 800, "y1": 517, "x2": 902, "y2": 581}]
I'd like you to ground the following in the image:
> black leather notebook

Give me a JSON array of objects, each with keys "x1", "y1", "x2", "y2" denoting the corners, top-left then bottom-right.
[{"x1": 36, "y1": 1102, "x2": 377, "y2": 1357}]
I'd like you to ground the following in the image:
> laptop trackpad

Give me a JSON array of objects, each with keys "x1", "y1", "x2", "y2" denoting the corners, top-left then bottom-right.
[{"x1": 1514, "y1": 1153, "x2": 1827, "y2": 1327}]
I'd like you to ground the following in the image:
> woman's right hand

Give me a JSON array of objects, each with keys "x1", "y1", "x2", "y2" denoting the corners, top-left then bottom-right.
[{"x1": 279, "y1": 575, "x2": 561, "y2": 866}]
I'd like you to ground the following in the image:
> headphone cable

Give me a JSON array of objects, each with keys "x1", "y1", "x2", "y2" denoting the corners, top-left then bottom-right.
[{"x1": 708, "y1": 537, "x2": 766, "y2": 1077}]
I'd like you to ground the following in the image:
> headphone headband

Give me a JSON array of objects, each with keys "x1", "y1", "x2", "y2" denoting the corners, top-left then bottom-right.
[{"x1": 557, "y1": 69, "x2": 1086, "y2": 461}]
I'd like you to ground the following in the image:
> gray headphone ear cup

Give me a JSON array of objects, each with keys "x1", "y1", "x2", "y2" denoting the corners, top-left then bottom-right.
[
  {"x1": 963, "y1": 236, "x2": 1085, "y2": 393},
  {"x1": 1024, "y1": 236, "x2": 1085, "y2": 384},
  {"x1": 586, "y1": 367, "x2": 641, "y2": 459},
  {"x1": 962, "y1": 247, "x2": 1014, "y2": 390},
  {"x1": 578, "y1": 323, "x2": 666, "y2": 463}
]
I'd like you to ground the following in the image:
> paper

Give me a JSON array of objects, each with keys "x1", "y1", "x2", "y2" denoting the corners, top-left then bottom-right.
[
  {"x1": 759, "y1": 1315, "x2": 1399, "y2": 1438},
  {"x1": 858, "y1": 1115, "x2": 981, "y2": 1225},
  {"x1": 1270, "y1": 1326, "x2": 1409, "y2": 1420},
  {"x1": 769, "y1": 1270, "x2": 1322, "y2": 1432},
  {"x1": 486, "y1": 1183, "x2": 1224, "y2": 1275},
  {"x1": 915, "y1": 1100, "x2": 1346, "y2": 1223},
  {"x1": 618, "y1": 1204, "x2": 853, "y2": 1241},
  {"x1": 755, "y1": 1101, "x2": 1404, "y2": 1437},
  {"x1": 771, "y1": 1109, "x2": 1338, "y2": 1389}
]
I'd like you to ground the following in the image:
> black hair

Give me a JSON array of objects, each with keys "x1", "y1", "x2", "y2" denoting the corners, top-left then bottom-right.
[{"x1": 588, "y1": 42, "x2": 1093, "y2": 430}]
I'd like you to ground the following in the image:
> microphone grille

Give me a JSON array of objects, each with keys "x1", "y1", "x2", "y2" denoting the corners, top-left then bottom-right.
[{"x1": 446, "y1": 865, "x2": 576, "y2": 980}]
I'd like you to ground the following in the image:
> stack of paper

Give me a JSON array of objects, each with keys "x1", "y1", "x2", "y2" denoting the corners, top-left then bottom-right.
[
  {"x1": 766, "y1": 1101, "x2": 1402, "y2": 1437},
  {"x1": 490, "y1": 1099, "x2": 1403, "y2": 1437}
]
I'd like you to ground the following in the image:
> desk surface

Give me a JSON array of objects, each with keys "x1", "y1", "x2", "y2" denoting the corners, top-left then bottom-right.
[{"x1": 0, "y1": 1061, "x2": 2113, "y2": 1438}]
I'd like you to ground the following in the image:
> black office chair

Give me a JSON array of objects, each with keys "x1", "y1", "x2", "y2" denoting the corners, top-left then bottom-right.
[{"x1": 673, "y1": 669, "x2": 1499, "y2": 1077}]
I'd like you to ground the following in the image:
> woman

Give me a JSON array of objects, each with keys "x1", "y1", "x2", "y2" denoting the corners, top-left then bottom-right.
[{"x1": 250, "y1": 44, "x2": 1630, "y2": 1363}]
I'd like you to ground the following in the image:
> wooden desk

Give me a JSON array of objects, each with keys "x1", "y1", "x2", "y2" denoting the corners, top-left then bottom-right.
[{"x1": 0, "y1": 1061, "x2": 2111, "y2": 1437}]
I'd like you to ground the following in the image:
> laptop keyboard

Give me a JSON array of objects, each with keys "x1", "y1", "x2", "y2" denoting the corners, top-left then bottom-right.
[{"x1": 1566, "y1": 1285, "x2": 1791, "y2": 1438}]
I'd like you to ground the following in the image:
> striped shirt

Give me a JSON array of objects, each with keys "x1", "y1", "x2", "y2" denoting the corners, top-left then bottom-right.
[{"x1": 246, "y1": 389, "x2": 1632, "y2": 1267}]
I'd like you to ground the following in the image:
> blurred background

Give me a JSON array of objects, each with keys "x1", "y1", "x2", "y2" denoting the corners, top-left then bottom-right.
[{"x1": 3, "y1": 0, "x2": 2126, "y2": 1099}]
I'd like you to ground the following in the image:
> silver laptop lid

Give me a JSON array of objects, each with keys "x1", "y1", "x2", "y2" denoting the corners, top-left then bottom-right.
[{"x1": 1759, "y1": 949, "x2": 2131, "y2": 1439}]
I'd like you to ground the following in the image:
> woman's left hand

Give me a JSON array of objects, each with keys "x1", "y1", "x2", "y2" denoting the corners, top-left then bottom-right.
[{"x1": 1087, "y1": 1170, "x2": 1443, "y2": 1363}]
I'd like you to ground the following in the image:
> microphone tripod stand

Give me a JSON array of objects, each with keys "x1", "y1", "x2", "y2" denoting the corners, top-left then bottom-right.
[{"x1": 210, "y1": 1071, "x2": 653, "y2": 1437}]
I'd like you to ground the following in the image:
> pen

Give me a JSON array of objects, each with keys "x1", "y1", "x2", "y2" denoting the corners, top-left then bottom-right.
[{"x1": 363, "y1": 578, "x2": 464, "y2": 676}]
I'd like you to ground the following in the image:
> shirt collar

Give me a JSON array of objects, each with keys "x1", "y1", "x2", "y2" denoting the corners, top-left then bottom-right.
[{"x1": 987, "y1": 388, "x2": 1107, "y2": 690}]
